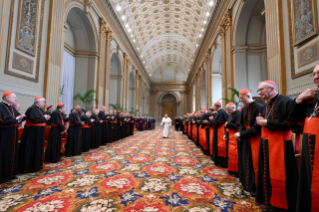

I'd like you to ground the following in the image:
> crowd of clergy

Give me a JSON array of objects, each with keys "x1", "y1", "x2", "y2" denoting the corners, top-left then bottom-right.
[
  {"x1": 0, "y1": 95, "x2": 156, "y2": 185},
  {"x1": 174, "y1": 64, "x2": 319, "y2": 212}
]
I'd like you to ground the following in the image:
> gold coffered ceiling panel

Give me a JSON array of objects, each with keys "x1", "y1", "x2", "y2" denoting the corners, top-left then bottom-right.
[{"x1": 110, "y1": 0, "x2": 215, "y2": 78}]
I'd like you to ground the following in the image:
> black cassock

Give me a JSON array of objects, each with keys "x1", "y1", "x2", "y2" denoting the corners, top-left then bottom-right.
[
  {"x1": 80, "y1": 115, "x2": 92, "y2": 152},
  {"x1": 129, "y1": 118, "x2": 135, "y2": 135},
  {"x1": 98, "y1": 111, "x2": 107, "y2": 145},
  {"x1": 288, "y1": 97, "x2": 318, "y2": 212},
  {"x1": 105, "y1": 115, "x2": 112, "y2": 143},
  {"x1": 175, "y1": 118, "x2": 179, "y2": 131},
  {"x1": 196, "y1": 117, "x2": 201, "y2": 147},
  {"x1": 119, "y1": 116, "x2": 125, "y2": 139},
  {"x1": 44, "y1": 110, "x2": 65, "y2": 163},
  {"x1": 237, "y1": 101, "x2": 263, "y2": 192},
  {"x1": 20, "y1": 105, "x2": 47, "y2": 173},
  {"x1": 91, "y1": 114, "x2": 101, "y2": 149},
  {"x1": 0, "y1": 102, "x2": 20, "y2": 181},
  {"x1": 138, "y1": 118, "x2": 144, "y2": 131},
  {"x1": 210, "y1": 109, "x2": 228, "y2": 167},
  {"x1": 255, "y1": 94, "x2": 298, "y2": 212},
  {"x1": 65, "y1": 112, "x2": 82, "y2": 157},
  {"x1": 44, "y1": 111, "x2": 52, "y2": 126}
]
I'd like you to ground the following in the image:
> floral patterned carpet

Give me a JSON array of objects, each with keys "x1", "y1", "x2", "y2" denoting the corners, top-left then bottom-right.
[{"x1": 0, "y1": 128, "x2": 264, "y2": 212}]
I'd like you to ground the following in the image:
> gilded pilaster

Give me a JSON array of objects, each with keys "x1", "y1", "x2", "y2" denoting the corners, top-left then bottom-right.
[
  {"x1": 43, "y1": 0, "x2": 65, "y2": 106},
  {"x1": 264, "y1": 0, "x2": 286, "y2": 94}
]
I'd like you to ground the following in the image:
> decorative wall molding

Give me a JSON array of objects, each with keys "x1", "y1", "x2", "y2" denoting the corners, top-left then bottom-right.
[
  {"x1": 286, "y1": 81, "x2": 314, "y2": 91},
  {"x1": 0, "y1": 81, "x2": 43, "y2": 97}
]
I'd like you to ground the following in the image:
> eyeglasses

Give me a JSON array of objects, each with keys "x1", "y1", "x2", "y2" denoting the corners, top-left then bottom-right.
[{"x1": 257, "y1": 87, "x2": 271, "y2": 93}]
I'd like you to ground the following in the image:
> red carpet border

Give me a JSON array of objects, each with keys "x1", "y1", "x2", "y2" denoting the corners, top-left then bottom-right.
[{"x1": 0, "y1": 128, "x2": 263, "y2": 211}]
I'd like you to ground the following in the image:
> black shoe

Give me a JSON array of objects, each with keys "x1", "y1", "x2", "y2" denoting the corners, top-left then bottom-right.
[
  {"x1": 262, "y1": 208, "x2": 267, "y2": 212},
  {"x1": 239, "y1": 190, "x2": 246, "y2": 196}
]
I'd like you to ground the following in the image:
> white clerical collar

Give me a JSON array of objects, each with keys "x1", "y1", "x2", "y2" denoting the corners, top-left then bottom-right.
[{"x1": 2, "y1": 101, "x2": 11, "y2": 106}]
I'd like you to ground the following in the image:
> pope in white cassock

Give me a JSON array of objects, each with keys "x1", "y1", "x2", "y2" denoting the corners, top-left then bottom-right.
[{"x1": 161, "y1": 114, "x2": 172, "y2": 138}]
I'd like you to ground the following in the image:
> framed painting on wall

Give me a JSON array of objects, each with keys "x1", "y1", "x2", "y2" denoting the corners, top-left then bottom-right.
[{"x1": 291, "y1": 0, "x2": 318, "y2": 46}]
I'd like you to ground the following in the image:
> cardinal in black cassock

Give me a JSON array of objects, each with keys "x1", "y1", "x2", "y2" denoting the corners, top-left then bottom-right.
[
  {"x1": 81, "y1": 111, "x2": 93, "y2": 152},
  {"x1": 20, "y1": 96, "x2": 49, "y2": 173},
  {"x1": 210, "y1": 102, "x2": 229, "y2": 167},
  {"x1": 44, "y1": 103, "x2": 66, "y2": 163},
  {"x1": 98, "y1": 106, "x2": 107, "y2": 145},
  {"x1": 255, "y1": 81, "x2": 298, "y2": 212},
  {"x1": 235, "y1": 89, "x2": 263, "y2": 195},
  {"x1": 224, "y1": 102, "x2": 240, "y2": 176},
  {"x1": 287, "y1": 65, "x2": 319, "y2": 212},
  {"x1": 65, "y1": 105, "x2": 83, "y2": 157},
  {"x1": 91, "y1": 109, "x2": 102, "y2": 149},
  {"x1": 206, "y1": 107, "x2": 216, "y2": 152},
  {"x1": 0, "y1": 91, "x2": 24, "y2": 182},
  {"x1": 105, "y1": 111, "x2": 112, "y2": 143},
  {"x1": 129, "y1": 114, "x2": 135, "y2": 135}
]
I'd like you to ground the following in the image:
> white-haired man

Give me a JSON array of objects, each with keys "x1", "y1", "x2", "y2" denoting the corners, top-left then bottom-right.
[
  {"x1": 255, "y1": 80, "x2": 298, "y2": 212},
  {"x1": 19, "y1": 96, "x2": 50, "y2": 173},
  {"x1": 287, "y1": 64, "x2": 319, "y2": 212},
  {"x1": 161, "y1": 114, "x2": 172, "y2": 138},
  {"x1": 0, "y1": 91, "x2": 25, "y2": 182},
  {"x1": 224, "y1": 102, "x2": 240, "y2": 176},
  {"x1": 234, "y1": 89, "x2": 263, "y2": 196}
]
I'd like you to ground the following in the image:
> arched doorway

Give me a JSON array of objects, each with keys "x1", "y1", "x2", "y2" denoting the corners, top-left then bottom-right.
[
  {"x1": 109, "y1": 53, "x2": 122, "y2": 107},
  {"x1": 211, "y1": 45, "x2": 222, "y2": 104},
  {"x1": 62, "y1": 7, "x2": 98, "y2": 112},
  {"x1": 162, "y1": 94, "x2": 177, "y2": 120},
  {"x1": 233, "y1": 0, "x2": 267, "y2": 96}
]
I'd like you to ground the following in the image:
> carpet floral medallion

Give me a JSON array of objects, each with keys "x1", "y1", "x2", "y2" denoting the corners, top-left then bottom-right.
[{"x1": 0, "y1": 128, "x2": 264, "y2": 211}]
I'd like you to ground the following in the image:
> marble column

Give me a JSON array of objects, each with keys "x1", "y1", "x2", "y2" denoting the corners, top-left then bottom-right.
[{"x1": 264, "y1": 0, "x2": 287, "y2": 94}]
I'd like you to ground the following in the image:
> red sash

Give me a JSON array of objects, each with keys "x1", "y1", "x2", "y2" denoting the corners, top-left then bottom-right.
[
  {"x1": 202, "y1": 126, "x2": 209, "y2": 150},
  {"x1": 81, "y1": 124, "x2": 91, "y2": 128},
  {"x1": 227, "y1": 128, "x2": 238, "y2": 172},
  {"x1": 217, "y1": 123, "x2": 226, "y2": 157},
  {"x1": 303, "y1": 117, "x2": 319, "y2": 212},
  {"x1": 245, "y1": 125, "x2": 261, "y2": 186},
  {"x1": 209, "y1": 127, "x2": 214, "y2": 155},
  {"x1": 26, "y1": 120, "x2": 46, "y2": 127},
  {"x1": 262, "y1": 127, "x2": 291, "y2": 209},
  {"x1": 192, "y1": 124, "x2": 196, "y2": 141}
]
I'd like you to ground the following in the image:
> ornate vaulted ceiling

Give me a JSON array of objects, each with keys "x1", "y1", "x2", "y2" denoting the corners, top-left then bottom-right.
[{"x1": 109, "y1": 0, "x2": 215, "y2": 80}]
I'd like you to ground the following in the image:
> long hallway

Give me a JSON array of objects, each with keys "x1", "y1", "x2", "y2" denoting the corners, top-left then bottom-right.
[{"x1": 0, "y1": 128, "x2": 263, "y2": 211}]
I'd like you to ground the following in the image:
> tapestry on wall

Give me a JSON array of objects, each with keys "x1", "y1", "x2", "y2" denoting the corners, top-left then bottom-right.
[
  {"x1": 15, "y1": 0, "x2": 40, "y2": 56},
  {"x1": 291, "y1": 0, "x2": 318, "y2": 46}
]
